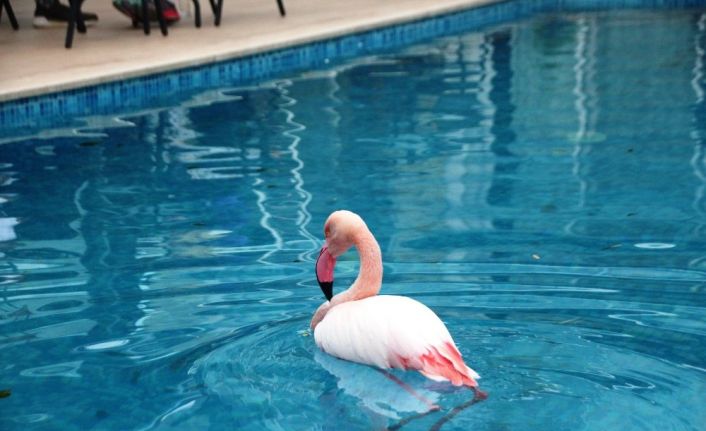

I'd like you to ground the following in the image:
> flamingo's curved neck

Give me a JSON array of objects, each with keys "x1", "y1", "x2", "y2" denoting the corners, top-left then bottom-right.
[
  {"x1": 333, "y1": 228, "x2": 382, "y2": 306},
  {"x1": 353, "y1": 229, "x2": 383, "y2": 297},
  {"x1": 311, "y1": 222, "x2": 382, "y2": 329}
]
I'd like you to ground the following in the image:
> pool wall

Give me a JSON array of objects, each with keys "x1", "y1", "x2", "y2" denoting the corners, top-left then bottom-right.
[{"x1": 1, "y1": 0, "x2": 704, "y2": 134}]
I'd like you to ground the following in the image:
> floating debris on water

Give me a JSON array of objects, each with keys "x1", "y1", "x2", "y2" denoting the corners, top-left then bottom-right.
[
  {"x1": 531, "y1": 254, "x2": 541, "y2": 260},
  {"x1": 0, "y1": 389, "x2": 11, "y2": 398},
  {"x1": 540, "y1": 204, "x2": 557, "y2": 213}
]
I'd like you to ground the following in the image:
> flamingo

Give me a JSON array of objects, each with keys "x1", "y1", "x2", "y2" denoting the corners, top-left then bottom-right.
[{"x1": 310, "y1": 210, "x2": 486, "y2": 403}]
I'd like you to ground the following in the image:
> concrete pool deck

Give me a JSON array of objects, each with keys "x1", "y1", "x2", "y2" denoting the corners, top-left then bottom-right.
[{"x1": 0, "y1": 0, "x2": 493, "y2": 103}]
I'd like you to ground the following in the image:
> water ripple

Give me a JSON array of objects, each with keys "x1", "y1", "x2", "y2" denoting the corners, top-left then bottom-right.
[{"x1": 386, "y1": 262, "x2": 706, "y2": 282}]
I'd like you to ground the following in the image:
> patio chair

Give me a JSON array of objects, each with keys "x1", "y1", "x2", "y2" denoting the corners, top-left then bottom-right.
[
  {"x1": 65, "y1": 0, "x2": 169, "y2": 48},
  {"x1": 63, "y1": 0, "x2": 286, "y2": 48},
  {"x1": 0, "y1": 0, "x2": 19, "y2": 30},
  {"x1": 208, "y1": 0, "x2": 285, "y2": 26}
]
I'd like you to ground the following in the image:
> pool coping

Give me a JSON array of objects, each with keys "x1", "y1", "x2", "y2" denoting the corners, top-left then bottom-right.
[{"x1": 0, "y1": 0, "x2": 499, "y2": 104}]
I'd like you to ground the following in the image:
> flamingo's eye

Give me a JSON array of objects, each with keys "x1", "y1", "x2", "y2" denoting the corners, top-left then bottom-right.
[{"x1": 324, "y1": 226, "x2": 331, "y2": 238}]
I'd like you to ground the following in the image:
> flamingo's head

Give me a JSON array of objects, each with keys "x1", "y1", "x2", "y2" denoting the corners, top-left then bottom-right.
[{"x1": 315, "y1": 210, "x2": 367, "y2": 301}]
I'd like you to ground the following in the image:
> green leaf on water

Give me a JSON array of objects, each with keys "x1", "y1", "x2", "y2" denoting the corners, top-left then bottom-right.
[{"x1": 0, "y1": 389, "x2": 11, "y2": 398}]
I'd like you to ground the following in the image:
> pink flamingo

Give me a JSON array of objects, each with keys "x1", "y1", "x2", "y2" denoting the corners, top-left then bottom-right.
[{"x1": 311, "y1": 210, "x2": 486, "y2": 403}]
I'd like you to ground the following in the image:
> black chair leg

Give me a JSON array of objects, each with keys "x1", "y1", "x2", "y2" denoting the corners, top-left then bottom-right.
[
  {"x1": 191, "y1": 0, "x2": 201, "y2": 27},
  {"x1": 153, "y1": 0, "x2": 168, "y2": 35},
  {"x1": 207, "y1": 0, "x2": 221, "y2": 26},
  {"x1": 76, "y1": 0, "x2": 86, "y2": 33},
  {"x1": 276, "y1": 0, "x2": 285, "y2": 17},
  {"x1": 1, "y1": 0, "x2": 19, "y2": 30},
  {"x1": 65, "y1": 0, "x2": 80, "y2": 48},
  {"x1": 214, "y1": 0, "x2": 222, "y2": 26},
  {"x1": 141, "y1": 0, "x2": 150, "y2": 34}
]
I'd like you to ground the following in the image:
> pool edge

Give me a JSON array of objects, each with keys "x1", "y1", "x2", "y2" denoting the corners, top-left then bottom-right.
[
  {"x1": 0, "y1": 0, "x2": 500, "y2": 104},
  {"x1": 2, "y1": 0, "x2": 706, "y2": 132}
]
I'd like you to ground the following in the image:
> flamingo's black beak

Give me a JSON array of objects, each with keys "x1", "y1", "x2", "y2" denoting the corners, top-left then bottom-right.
[{"x1": 316, "y1": 245, "x2": 336, "y2": 301}]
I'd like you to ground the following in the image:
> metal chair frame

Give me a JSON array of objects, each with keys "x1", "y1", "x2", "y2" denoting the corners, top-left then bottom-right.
[{"x1": 0, "y1": 0, "x2": 19, "y2": 30}]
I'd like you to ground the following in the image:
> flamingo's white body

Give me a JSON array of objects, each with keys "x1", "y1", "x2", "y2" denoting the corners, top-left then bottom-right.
[{"x1": 311, "y1": 210, "x2": 483, "y2": 396}]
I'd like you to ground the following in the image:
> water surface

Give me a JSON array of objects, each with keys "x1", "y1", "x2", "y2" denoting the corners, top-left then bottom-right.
[{"x1": 2, "y1": 6, "x2": 706, "y2": 431}]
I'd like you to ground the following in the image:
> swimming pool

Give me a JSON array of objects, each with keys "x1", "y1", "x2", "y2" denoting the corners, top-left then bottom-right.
[{"x1": 2, "y1": 3, "x2": 706, "y2": 431}]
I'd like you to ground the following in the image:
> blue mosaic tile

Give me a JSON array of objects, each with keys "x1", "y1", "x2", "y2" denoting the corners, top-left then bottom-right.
[{"x1": 1, "y1": 0, "x2": 705, "y2": 135}]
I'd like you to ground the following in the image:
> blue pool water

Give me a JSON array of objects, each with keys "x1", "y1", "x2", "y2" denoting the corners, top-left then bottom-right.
[{"x1": 2, "y1": 5, "x2": 706, "y2": 431}]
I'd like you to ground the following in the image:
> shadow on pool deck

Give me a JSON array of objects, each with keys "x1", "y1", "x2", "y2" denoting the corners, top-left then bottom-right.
[{"x1": 0, "y1": 0, "x2": 489, "y2": 103}]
